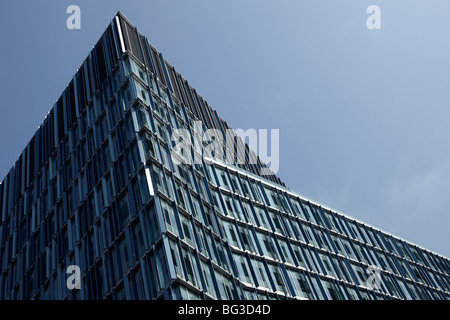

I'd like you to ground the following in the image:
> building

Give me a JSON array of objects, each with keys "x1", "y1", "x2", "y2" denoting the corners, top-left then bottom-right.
[{"x1": 0, "y1": 12, "x2": 449, "y2": 300}]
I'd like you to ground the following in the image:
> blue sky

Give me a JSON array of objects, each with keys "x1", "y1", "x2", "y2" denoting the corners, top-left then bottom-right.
[{"x1": 0, "y1": 1, "x2": 449, "y2": 257}]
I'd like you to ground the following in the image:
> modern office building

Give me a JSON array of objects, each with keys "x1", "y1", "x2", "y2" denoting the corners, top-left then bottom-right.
[{"x1": 0, "y1": 12, "x2": 449, "y2": 300}]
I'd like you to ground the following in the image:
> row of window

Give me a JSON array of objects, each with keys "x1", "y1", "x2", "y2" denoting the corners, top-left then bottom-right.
[
  {"x1": 129, "y1": 79, "x2": 450, "y2": 299},
  {"x1": 208, "y1": 163, "x2": 450, "y2": 277},
  {"x1": 0, "y1": 43, "x2": 162, "y2": 299},
  {"x1": 145, "y1": 140, "x2": 450, "y2": 299}
]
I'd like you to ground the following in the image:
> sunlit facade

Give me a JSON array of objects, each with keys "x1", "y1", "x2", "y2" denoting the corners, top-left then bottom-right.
[{"x1": 0, "y1": 12, "x2": 449, "y2": 300}]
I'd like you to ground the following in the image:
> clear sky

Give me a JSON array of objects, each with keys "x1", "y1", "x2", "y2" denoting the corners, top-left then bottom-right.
[{"x1": 0, "y1": 1, "x2": 449, "y2": 257}]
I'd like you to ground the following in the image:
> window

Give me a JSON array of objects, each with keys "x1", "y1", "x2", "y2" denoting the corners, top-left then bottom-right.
[
  {"x1": 132, "y1": 220, "x2": 145, "y2": 259},
  {"x1": 169, "y1": 239, "x2": 183, "y2": 278},
  {"x1": 239, "y1": 225, "x2": 255, "y2": 252},
  {"x1": 215, "y1": 270, "x2": 236, "y2": 300},
  {"x1": 70, "y1": 217, "x2": 77, "y2": 248},
  {"x1": 116, "y1": 284, "x2": 126, "y2": 300},
  {"x1": 320, "y1": 253, "x2": 336, "y2": 278},
  {"x1": 290, "y1": 270, "x2": 314, "y2": 299},
  {"x1": 230, "y1": 174, "x2": 242, "y2": 194},
  {"x1": 141, "y1": 132, "x2": 155, "y2": 160},
  {"x1": 256, "y1": 207, "x2": 270, "y2": 229},
  {"x1": 96, "y1": 184, "x2": 105, "y2": 214},
  {"x1": 152, "y1": 165, "x2": 167, "y2": 195},
  {"x1": 143, "y1": 206, "x2": 159, "y2": 245},
  {"x1": 268, "y1": 264, "x2": 287, "y2": 293},
  {"x1": 118, "y1": 237, "x2": 130, "y2": 276},
  {"x1": 176, "y1": 163, "x2": 189, "y2": 183},
  {"x1": 223, "y1": 221, "x2": 239, "y2": 247},
  {"x1": 269, "y1": 211, "x2": 283, "y2": 234},
  {"x1": 180, "y1": 215, "x2": 194, "y2": 246},
  {"x1": 254, "y1": 259, "x2": 270, "y2": 289},
  {"x1": 138, "y1": 172, "x2": 151, "y2": 205},
  {"x1": 175, "y1": 182, "x2": 186, "y2": 209},
  {"x1": 67, "y1": 189, "x2": 73, "y2": 215},
  {"x1": 182, "y1": 247, "x2": 196, "y2": 286},
  {"x1": 132, "y1": 268, "x2": 146, "y2": 299},
  {"x1": 257, "y1": 232, "x2": 277, "y2": 259},
  {"x1": 292, "y1": 246, "x2": 307, "y2": 269},
  {"x1": 325, "y1": 281, "x2": 342, "y2": 300},
  {"x1": 233, "y1": 254, "x2": 251, "y2": 284},
  {"x1": 249, "y1": 181, "x2": 262, "y2": 203},
  {"x1": 223, "y1": 195, "x2": 236, "y2": 217},
  {"x1": 105, "y1": 174, "x2": 114, "y2": 207},
  {"x1": 118, "y1": 192, "x2": 130, "y2": 230},
  {"x1": 153, "y1": 100, "x2": 164, "y2": 116},
  {"x1": 122, "y1": 84, "x2": 133, "y2": 110},
  {"x1": 156, "y1": 120, "x2": 167, "y2": 142},
  {"x1": 201, "y1": 260, "x2": 215, "y2": 295},
  {"x1": 218, "y1": 170, "x2": 230, "y2": 190},
  {"x1": 136, "y1": 106, "x2": 149, "y2": 129},
  {"x1": 279, "y1": 240, "x2": 294, "y2": 264},
  {"x1": 161, "y1": 199, "x2": 177, "y2": 235}
]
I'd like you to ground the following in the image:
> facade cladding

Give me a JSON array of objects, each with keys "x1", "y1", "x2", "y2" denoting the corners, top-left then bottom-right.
[{"x1": 0, "y1": 12, "x2": 449, "y2": 300}]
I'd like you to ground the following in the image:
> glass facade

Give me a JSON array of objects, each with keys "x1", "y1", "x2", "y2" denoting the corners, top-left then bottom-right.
[{"x1": 0, "y1": 12, "x2": 449, "y2": 300}]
